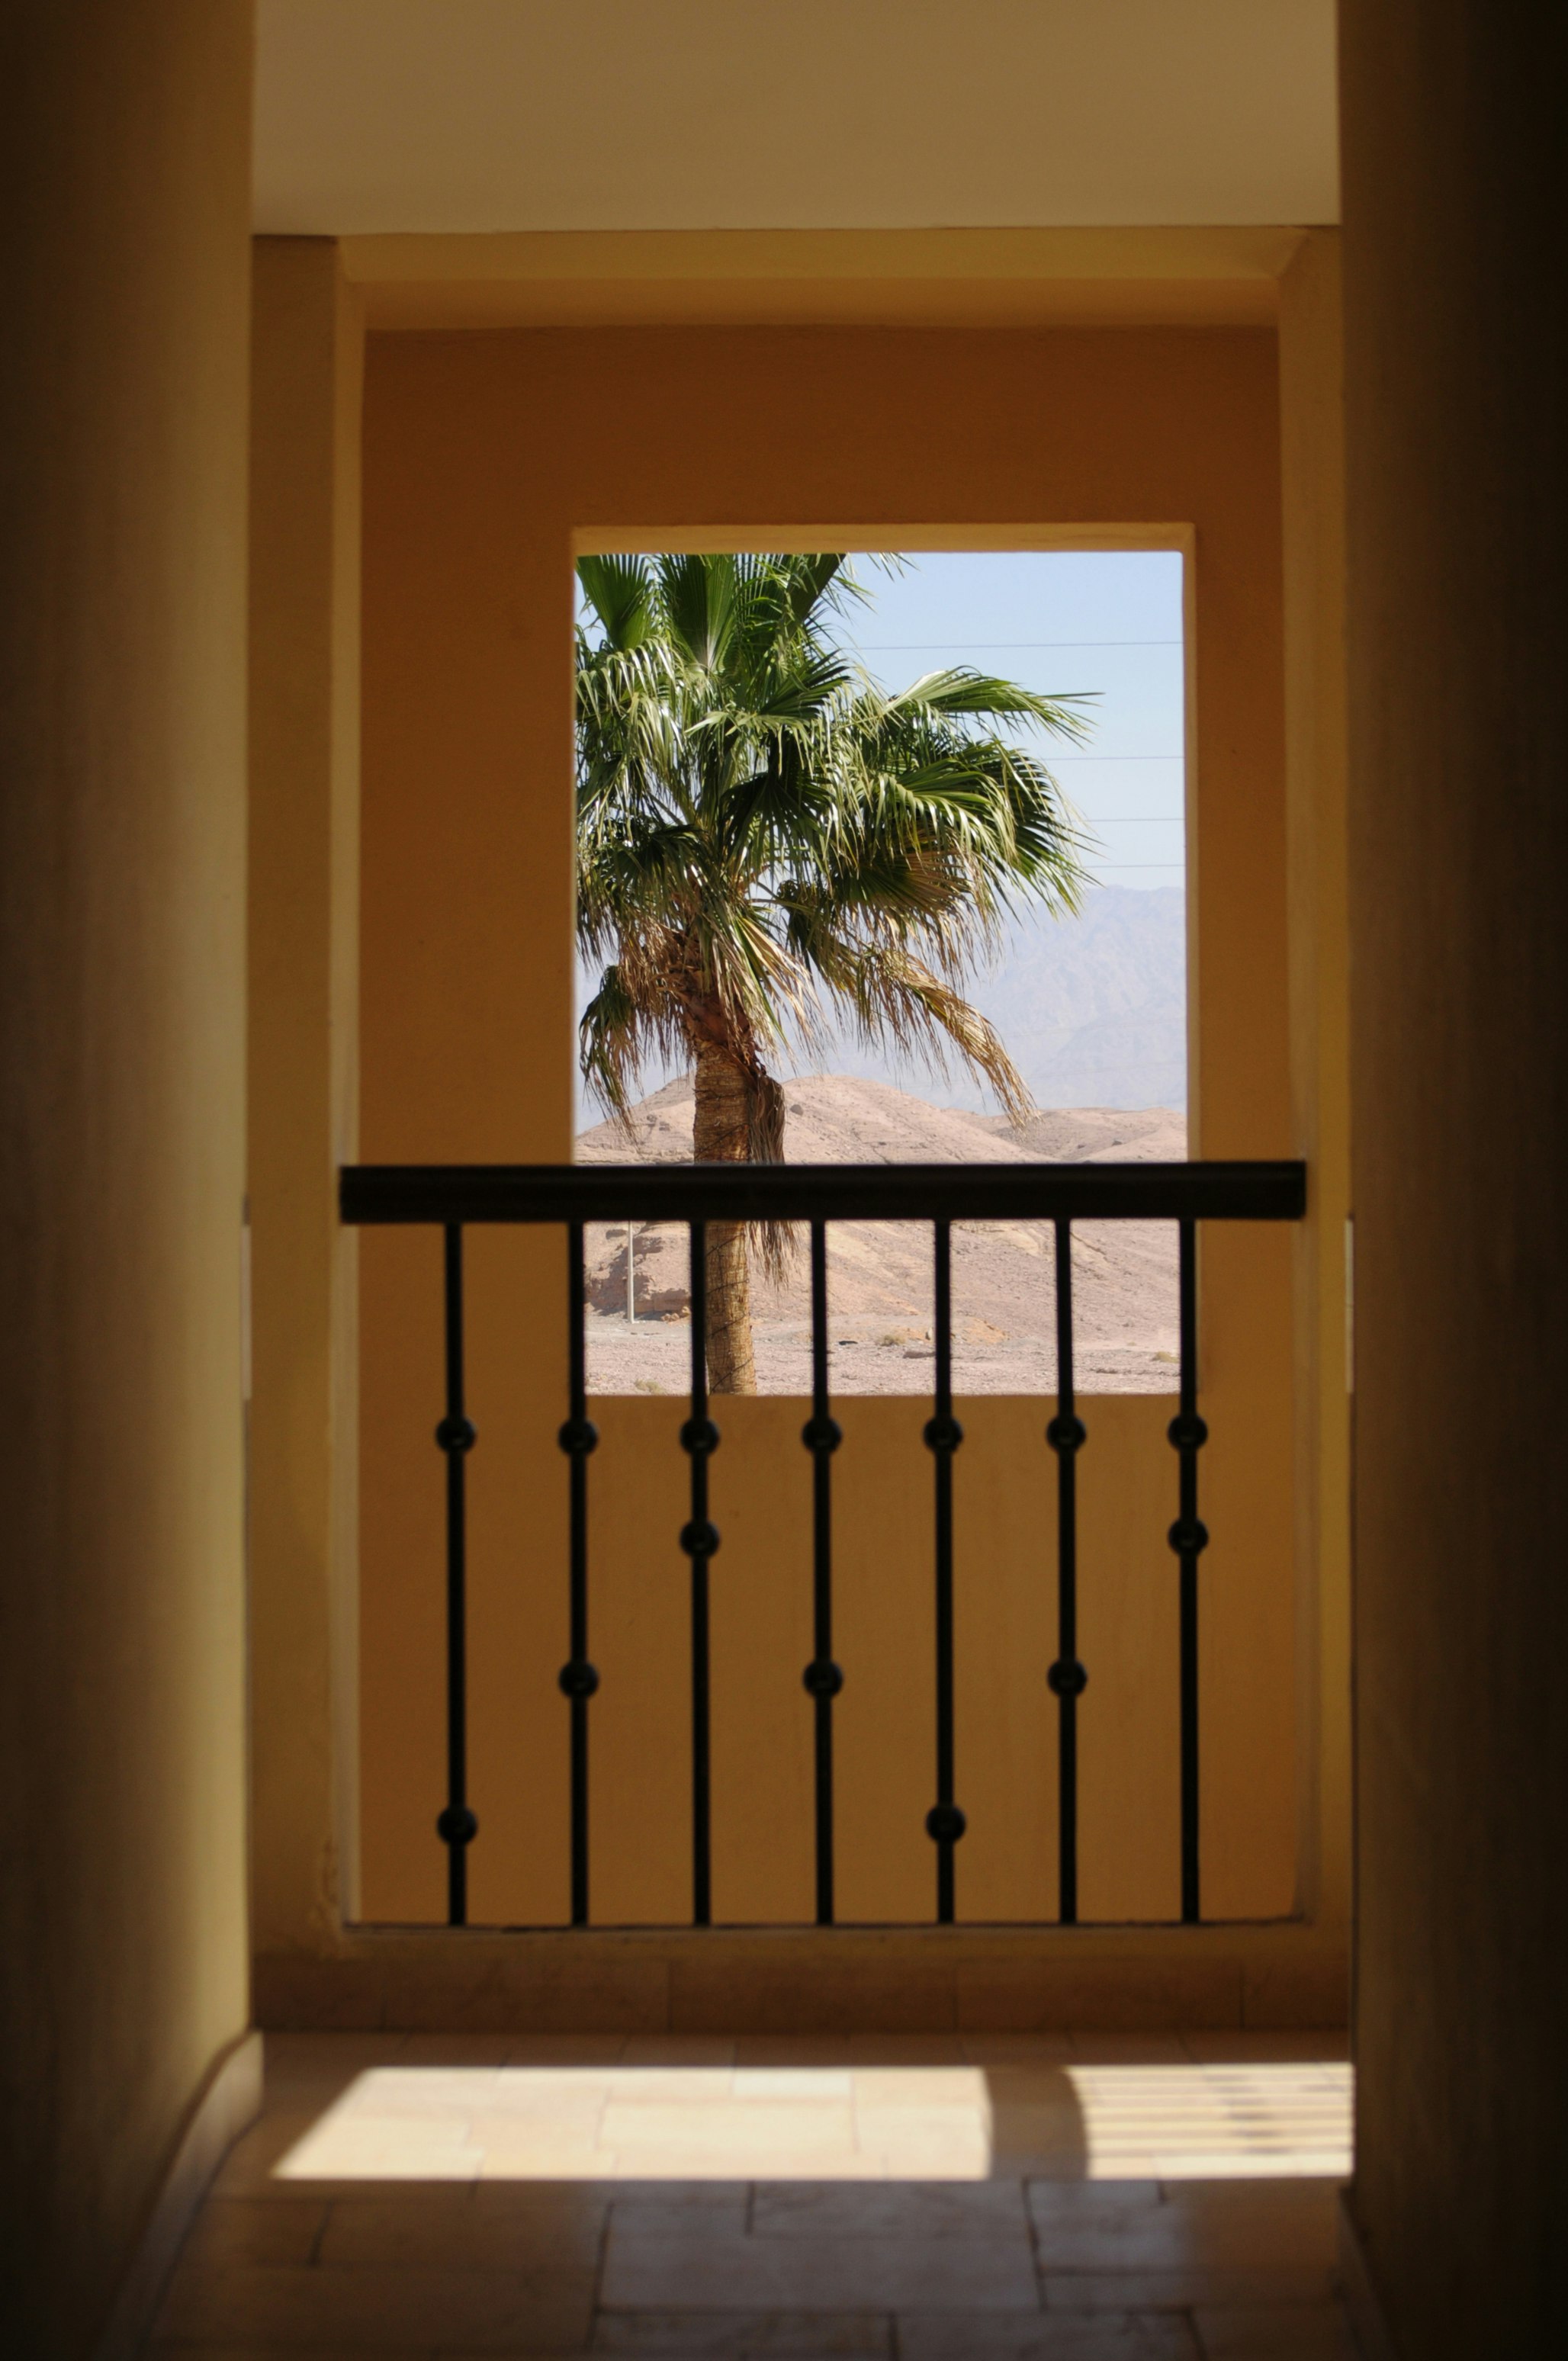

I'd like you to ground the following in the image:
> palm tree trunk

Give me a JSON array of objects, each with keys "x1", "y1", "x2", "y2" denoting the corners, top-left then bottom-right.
[{"x1": 692, "y1": 1038, "x2": 756, "y2": 1393}]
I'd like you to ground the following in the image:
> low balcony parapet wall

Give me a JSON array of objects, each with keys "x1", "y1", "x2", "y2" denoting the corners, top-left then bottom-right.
[{"x1": 253, "y1": 1922, "x2": 1348, "y2": 2037}]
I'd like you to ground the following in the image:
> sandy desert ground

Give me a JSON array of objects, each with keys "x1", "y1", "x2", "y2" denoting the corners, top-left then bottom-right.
[{"x1": 577, "y1": 1076, "x2": 1187, "y2": 1396}]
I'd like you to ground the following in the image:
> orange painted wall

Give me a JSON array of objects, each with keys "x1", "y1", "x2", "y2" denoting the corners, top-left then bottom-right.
[{"x1": 358, "y1": 325, "x2": 1293, "y2": 1929}]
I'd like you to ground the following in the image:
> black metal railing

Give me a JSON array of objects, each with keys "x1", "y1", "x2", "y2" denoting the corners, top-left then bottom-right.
[{"x1": 342, "y1": 1158, "x2": 1306, "y2": 1931}]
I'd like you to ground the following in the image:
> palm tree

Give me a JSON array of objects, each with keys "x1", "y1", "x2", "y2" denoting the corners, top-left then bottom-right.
[{"x1": 575, "y1": 551, "x2": 1092, "y2": 1393}]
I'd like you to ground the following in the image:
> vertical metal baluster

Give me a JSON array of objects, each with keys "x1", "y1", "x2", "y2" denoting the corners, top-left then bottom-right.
[
  {"x1": 681, "y1": 1220, "x2": 720, "y2": 1926},
  {"x1": 1046, "y1": 1219, "x2": 1088, "y2": 1925},
  {"x1": 1168, "y1": 1216, "x2": 1208, "y2": 1922},
  {"x1": 924, "y1": 1218, "x2": 966, "y2": 1923},
  {"x1": 435, "y1": 1222, "x2": 478, "y2": 1925},
  {"x1": 557, "y1": 1219, "x2": 599, "y2": 1926},
  {"x1": 801, "y1": 1218, "x2": 843, "y2": 1926}
]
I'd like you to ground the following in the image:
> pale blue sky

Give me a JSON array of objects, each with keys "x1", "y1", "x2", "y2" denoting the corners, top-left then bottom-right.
[{"x1": 840, "y1": 549, "x2": 1186, "y2": 891}]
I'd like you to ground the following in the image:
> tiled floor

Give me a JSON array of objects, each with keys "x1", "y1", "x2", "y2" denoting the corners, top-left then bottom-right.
[{"x1": 151, "y1": 2031, "x2": 1354, "y2": 2359}]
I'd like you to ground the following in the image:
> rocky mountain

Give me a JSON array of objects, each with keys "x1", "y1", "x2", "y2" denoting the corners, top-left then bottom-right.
[
  {"x1": 806, "y1": 884, "x2": 1187, "y2": 1113},
  {"x1": 576, "y1": 883, "x2": 1187, "y2": 1123}
]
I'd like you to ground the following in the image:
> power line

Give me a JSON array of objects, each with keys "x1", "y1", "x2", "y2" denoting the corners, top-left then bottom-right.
[{"x1": 849, "y1": 638, "x2": 1183, "y2": 650}]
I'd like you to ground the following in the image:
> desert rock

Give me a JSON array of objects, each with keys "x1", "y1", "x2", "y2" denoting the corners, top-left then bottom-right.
[{"x1": 577, "y1": 1075, "x2": 1186, "y2": 1396}]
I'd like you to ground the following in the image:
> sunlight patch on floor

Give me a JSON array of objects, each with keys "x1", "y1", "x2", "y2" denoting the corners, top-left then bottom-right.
[
  {"x1": 1064, "y1": 2063, "x2": 1352, "y2": 2179},
  {"x1": 272, "y1": 2058, "x2": 1351, "y2": 2184}
]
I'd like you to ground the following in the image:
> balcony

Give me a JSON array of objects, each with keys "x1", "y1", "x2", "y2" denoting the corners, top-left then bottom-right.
[
  {"x1": 249, "y1": 281, "x2": 1350, "y2": 2050},
  {"x1": 340, "y1": 1153, "x2": 1305, "y2": 1935}
]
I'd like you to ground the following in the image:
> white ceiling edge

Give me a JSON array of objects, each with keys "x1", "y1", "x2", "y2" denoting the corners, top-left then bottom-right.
[{"x1": 253, "y1": 0, "x2": 1339, "y2": 238}]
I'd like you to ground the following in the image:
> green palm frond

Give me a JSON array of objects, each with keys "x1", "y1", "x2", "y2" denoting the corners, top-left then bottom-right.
[
  {"x1": 577, "y1": 554, "x2": 655, "y2": 650},
  {"x1": 880, "y1": 666, "x2": 1096, "y2": 736},
  {"x1": 577, "y1": 961, "x2": 644, "y2": 1122},
  {"x1": 574, "y1": 550, "x2": 1095, "y2": 1125}
]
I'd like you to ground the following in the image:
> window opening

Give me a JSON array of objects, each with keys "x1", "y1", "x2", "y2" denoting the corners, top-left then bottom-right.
[{"x1": 574, "y1": 548, "x2": 1187, "y2": 1398}]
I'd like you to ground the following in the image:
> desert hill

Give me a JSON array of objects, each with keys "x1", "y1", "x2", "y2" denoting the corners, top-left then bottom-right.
[{"x1": 577, "y1": 1074, "x2": 1185, "y2": 1396}]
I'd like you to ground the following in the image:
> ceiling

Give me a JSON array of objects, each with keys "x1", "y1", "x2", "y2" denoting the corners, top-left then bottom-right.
[{"x1": 253, "y1": 1, "x2": 1339, "y2": 238}]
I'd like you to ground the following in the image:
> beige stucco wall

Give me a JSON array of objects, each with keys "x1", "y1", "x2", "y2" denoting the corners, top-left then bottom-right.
[
  {"x1": 352, "y1": 323, "x2": 1301, "y2": 1935},
  {"x1": 249, "y1": 239, "x2": 365, "y2": 1953},
  {"x1": 1278, "y1": 231, "x2": 1351, "y2": 1939},
  {"x1": 0, "y1": 5, "x2": 255, "y2": 2353},
  {"x1": 1340, "y1": 2, "x2": 1568, "y2": 2350}
]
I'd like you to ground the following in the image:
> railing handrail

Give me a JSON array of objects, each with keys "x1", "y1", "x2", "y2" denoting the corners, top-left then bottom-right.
[{"x1": 340, "y1": 1158, "x2": 1306, "y2": 1227}]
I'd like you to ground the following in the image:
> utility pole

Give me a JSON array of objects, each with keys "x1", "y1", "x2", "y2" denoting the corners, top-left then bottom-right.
[{"x1": 626, "y1": 1219, "x2": 635, "y2": 1322}]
